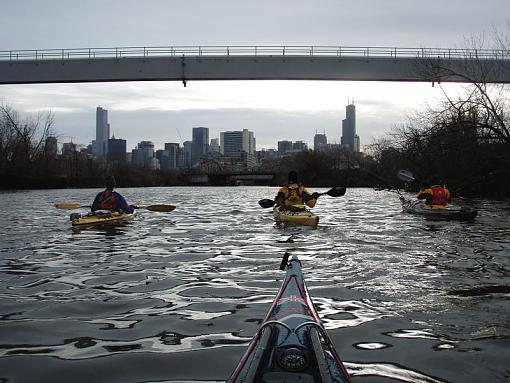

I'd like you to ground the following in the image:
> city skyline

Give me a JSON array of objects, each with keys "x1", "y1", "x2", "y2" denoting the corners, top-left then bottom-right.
[
  {"x1": 1, "y1": 1, "x2": 508, "y2": 149},
  {"x1": 66, "y1": 101, "x2": 357, "y2": 154}
]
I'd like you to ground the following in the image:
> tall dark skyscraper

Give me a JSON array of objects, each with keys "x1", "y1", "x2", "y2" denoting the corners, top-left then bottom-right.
[
  {"x1": 93, "y1": 106, "x2": 110, "y2": 159},
  {"x1": 341, "y1": 102, "x2": 360, "y2": 152},
  {"x1": 191, "y1": 127, "x2": 209, "y2": 166}
]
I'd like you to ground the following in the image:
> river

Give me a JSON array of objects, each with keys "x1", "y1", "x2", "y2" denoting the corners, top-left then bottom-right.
[{"x1": 0, "y1": 187, "x2": 508, "y2": 382}]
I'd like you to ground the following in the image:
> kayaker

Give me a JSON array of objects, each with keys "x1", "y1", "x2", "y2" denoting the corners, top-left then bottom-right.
[
  {"x1": 274, "y1": 170, "x2": 319, "y2": 208},
  {"x1": 91, "y1": 175, "x2": 134, "y2": 214},
  {"x1": 417, "y1": 182, "x2": 451, "y2": 207}
]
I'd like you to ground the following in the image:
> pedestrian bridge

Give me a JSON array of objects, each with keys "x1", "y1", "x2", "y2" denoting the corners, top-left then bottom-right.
[{"x1": 1, "y1": 45, "x2": 509, "y2": 85}]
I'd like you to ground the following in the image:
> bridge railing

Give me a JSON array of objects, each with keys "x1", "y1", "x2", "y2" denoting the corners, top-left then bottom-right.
[{"x1": 0, "y1": 45, "x2": 508, "y2": 62}]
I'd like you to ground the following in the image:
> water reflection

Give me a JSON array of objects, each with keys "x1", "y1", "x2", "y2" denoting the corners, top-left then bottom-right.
[{"x1": 0, "y1": 187, "x2": 508, "y2": 382}]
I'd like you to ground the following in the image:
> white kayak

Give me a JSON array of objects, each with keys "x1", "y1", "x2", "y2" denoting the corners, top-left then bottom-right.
[{"x1": 400, "y1": 197, "x2": 478, "y2": 221}]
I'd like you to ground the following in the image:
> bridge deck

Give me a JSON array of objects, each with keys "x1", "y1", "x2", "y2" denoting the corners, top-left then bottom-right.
[{"x1": 1, "y1": 45, "x2": 509, "y2": 84}]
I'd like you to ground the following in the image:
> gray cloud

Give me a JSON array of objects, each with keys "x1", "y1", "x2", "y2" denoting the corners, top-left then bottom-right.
[{"x1": 1, "y1": 0, "x2": 508, "y2": 50}]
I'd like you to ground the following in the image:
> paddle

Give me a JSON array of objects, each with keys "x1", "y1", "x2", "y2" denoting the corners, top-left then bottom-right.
[
  {"x1": 397, "y1": 169, "x2": 416, "y2": 183},
  {"x1": 54, "y1": 203, "x2": 176, "y2": 212},
  {"x1": 54, "y1": 203, "x2": 91, "y2": 209},
  {"x1": 279, "y1": 252, "x2": 291, "y2": 271},
  {"x1": 258, "y1": 186, "x2": 347, "y2": 208}
]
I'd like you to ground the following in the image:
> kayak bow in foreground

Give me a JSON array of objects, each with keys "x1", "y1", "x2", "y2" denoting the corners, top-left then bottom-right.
[{"x1": 227, "y1": 253, "x2": 352, "y2": 383}]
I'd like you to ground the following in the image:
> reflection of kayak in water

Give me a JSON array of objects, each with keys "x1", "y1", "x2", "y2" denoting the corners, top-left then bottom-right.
[
  {"x1": 399, "y1": 197, "x2": 478, "y2": 221},
  {"x1": 273, "y1": 205, "x2": 319, "y2": 226},
  {"x1": 70, "y1": 210, "x2": 134, "y2": 227},
  {"x1": 227, "y1": 253, "x2": 352, "y2": 383}
]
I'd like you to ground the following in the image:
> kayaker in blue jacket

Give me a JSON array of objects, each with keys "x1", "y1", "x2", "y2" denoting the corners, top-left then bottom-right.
[
  {"x1": 275, "y1": 170, "x2": 319, "y2": 208},
  {"x1": 91, "y1": 176, "x2": 134, "y2": 214}
]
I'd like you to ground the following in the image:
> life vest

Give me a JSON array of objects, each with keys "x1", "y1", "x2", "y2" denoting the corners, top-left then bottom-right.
[
  {"x1": 282, "y1": 184, "x2": 305, "y2": 205},
  {"x1": 97, "y1": 190, "x2": 117, "y2": 210},
  {"x1": 430, "y1": 186, "x2": 448, "y2": 206}
]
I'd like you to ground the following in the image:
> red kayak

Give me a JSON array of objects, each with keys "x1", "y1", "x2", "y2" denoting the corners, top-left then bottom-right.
[{"x1": 227, "y1": 253, "x2": 353, "y2": 383}]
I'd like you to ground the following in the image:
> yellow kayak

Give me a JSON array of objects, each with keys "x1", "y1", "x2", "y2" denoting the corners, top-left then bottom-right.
[
  {"x1": 273, "y1": 205, "x2": 319, "y2": 226},
  {"x1": 70, "y1": 211, "x2": 134, "y2": 227}
]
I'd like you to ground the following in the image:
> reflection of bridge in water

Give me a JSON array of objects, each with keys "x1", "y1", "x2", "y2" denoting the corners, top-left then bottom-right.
[{"x1": 1, "y1": 45, "x2": 510, "y2": 84}]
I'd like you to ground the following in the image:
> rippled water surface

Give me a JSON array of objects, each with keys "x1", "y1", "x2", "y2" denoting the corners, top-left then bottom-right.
[{"x1": 0, "y1": 187, "x2": 509, "y2": 383}]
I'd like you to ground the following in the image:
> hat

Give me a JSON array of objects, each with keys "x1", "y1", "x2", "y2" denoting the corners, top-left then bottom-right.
[
  {"x1": 105, "y1": 175, "x2": 116, "y2": 189},
  {"x1": 288, "y1": 170, "x2": 298, "y2": 183}
]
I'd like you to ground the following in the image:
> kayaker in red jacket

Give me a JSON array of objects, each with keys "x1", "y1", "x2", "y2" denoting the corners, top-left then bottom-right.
[
  {"x1": 91, "y1": 176, "x2": 134, "y2": 214},
  {"x1": 417, "y1": 182, "x2": 451, "y2": 207},
  {"x1": 275, "y1": 171, "x2": 319, "y2": 208}
]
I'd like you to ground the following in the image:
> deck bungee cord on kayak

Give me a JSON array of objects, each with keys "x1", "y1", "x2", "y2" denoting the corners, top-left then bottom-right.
[{"x1": 227, "y1": 253, "x2": 353, "y2": 383}]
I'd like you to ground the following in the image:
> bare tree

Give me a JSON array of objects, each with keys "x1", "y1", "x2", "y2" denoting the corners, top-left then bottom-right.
[
  {"x1": 417, "y1": 27, "x2": 510, "y2": 154},
  {"x1": 0, "y1": 103, "x2": 55, "y2": 177}
]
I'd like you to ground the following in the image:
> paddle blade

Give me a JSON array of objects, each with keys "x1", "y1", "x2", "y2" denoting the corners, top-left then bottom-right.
[
  {"x1": 55, "y1": 203, "x2": 88, "y2": 209},
  {"x1": 279, "y1": 252, "x2": 290, "y2": 271},
  {"x1": 144, "y1": 204, "x2": 176, "y2": 212},
  {"x1": 397, "y1": 169, "x2": 415, "y2": 182},
  {"x1": 326, "y1": 186, "x2": 346, "y2": 197},
  {"x1": 258, "y1": 199, "x2": 276, "y2": 208}
]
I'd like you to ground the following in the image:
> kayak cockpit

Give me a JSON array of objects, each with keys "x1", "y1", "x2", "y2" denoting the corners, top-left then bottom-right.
[{"x1": 237, "y1": 320, "x2": 347, "y2": 382}]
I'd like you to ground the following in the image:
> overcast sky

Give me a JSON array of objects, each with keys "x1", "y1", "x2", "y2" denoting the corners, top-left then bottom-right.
[{"x1": 1, "y1": 0, "x2": 509, "y2": 150}]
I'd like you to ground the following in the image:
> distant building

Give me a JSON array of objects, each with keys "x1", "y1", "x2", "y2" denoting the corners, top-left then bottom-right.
[
  {"x1": 210, "y1": 138, "x2": 220, "y2": 153},
  {"x1": 341, "y1": 102, "x2": 360, "y2": 152},
  {"x1": 183, "y1": 140, "x2": 192, "y2": 168},
  {"x1": 44, "y1": 136, "x2": 58, "y2": 158},
  {"x1": 242, "y1": 129, "x2": 256, "y2": 155},
  {"x1": 156, "y1": 149, "x2": 169, "y2": 169},
  {"x1": 278, "y1": 140, "x2": 293, "y2": 156},
  {"x1": 164, "y1": 142, "x2": 180, "y2": 169},
  {"x1": 93, "y1": 106, "x2": 110, "y2": 159},
  {"x1": 220, "y1": 129, "x2": 256, "y2": 168},
  {"x1": 221, "y1": 131, "x2": 242, "y2": 155},
  {"x1": 191, "y1": 127, "x2": 209, "y2": 166},
  {"x1": 314, "y1": 132, "x2": 328, "y2": 151},
  {"x1": 107, "y1": 137, "x2": 127, "y2": 163},
  {"x1": 292, "y1": 141, "x2": 308, "y2": 151},
  {"x1": 133, "y1": 141, "x2": 156, "y2": 168},
  {"x1": 256, "y1": 148, "x2": 278, "y2": 164},
  {"x1": 220, "y1": 129, "x2": 255, "y2": 155},
  {"x1": 62, "y1": 142, "x2": 78, "y2": 158}
]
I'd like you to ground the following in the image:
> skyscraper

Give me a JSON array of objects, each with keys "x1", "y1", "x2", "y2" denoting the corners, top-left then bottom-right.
[
  {"x1": 164, "y1": 143, "x2": 180, "y2": 168},
  {"x1": 314, "y1": 132, "x2": 327, "y2": 151},
  {"x1": 44, "y1": 136, "x2": 58, "y2": 158},
  {"x1": 293, "y1": 141, "x2": 308, "y2": 151},
  {"x1": 220, "y1": 129, "x2": 255, "y2": 155},
  {"x1": 340, "y1": 102, "x2": 360, "y2": 152},
  {"x1": 133, "y1": 141, "x2": 156, "y2": 168},
  {"x1": 191, "y1": 127, "x2": 209, "y2": 166},
  {"x1": 278, "y1": 140, "x2": 293, "y2": 156},
  {"x1": 220, "y1": 129, "x2": 256, "y2": 167},
  {"x1": 107, "y1": 138, "x2": 127, "y2": 163},
  {"x1": 93, "y1": 106, "x2": 110, "y2": 159},
  {"x1": 183, "y1": 141, "x2": 192, "y2": 168},
  {"x1": 209, "y1": 138, "x2": 220, "y2": 153}
]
